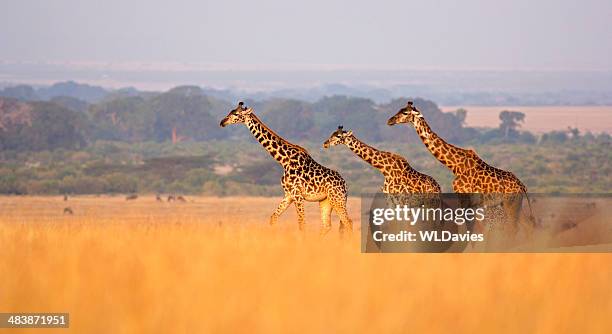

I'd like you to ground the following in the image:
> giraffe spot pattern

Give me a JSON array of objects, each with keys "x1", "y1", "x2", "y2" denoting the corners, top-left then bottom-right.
[{"x1": 222, "y1": 110, "x2": 353, "y2": 234}]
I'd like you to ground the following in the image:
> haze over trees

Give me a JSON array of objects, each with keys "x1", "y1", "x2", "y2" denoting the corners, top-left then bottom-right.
[{"x1": 0, "y1": 82, "x2": 488, "y2": 150}]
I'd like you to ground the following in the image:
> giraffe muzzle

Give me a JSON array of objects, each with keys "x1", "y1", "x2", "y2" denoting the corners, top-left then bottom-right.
[{"x1": 220, "y1": 118, "x2": 228, "y2": 127}]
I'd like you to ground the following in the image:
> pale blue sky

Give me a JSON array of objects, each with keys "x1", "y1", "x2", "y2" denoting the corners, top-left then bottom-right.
[{"x1": 1, "y1": 0, "x2": 611, "y2": 70}]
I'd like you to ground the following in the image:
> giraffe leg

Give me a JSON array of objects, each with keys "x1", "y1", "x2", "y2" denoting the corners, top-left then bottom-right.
[
  {"x1": 334, "y1": 204, "x2": 353, "y2": 235},
  {"x1": 294, "y1": 197, "x2": 306, "y2": 231},
  {"x1": 319, "y1": 197, "x2": 332, "y2": 236},
  {"x1": 329, "y1": 193, "x2": 352, "y2": 235},
  {"x1": 269, "y1": 195, "x2": 293, "y2": 226}
]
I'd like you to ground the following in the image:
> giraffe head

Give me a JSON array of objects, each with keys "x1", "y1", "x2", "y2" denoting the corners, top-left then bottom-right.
[
  {"x1": 387, "y1": 101, "x2": 422, "y2": 126},
  {"x1": 323, "y1": 125, "x2": 353, "y2": 148},
  {"x1": 220, "y1": 101, "x2": 253, "y2": 127}
]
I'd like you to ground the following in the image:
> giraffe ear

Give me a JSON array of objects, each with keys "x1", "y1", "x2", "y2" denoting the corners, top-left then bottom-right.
[{"x1": 242, "y1": 107, "x2": 253, "y2": 115}]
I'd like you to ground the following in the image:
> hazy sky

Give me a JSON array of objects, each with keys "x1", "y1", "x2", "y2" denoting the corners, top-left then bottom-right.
[{"x1": 1, "y1": 0, "x2": 611, "y2": 70}]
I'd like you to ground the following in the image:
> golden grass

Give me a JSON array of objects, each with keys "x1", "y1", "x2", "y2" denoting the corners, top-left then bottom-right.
[{"x1": 0, "y1": 196, "x2": 610, "y2": 333}]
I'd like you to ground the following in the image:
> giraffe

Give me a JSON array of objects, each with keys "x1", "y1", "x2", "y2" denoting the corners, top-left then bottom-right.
[
  {"x1": 323, "y1": 125, "x2": 440, "y2": 193},
  {"x1": 324, "y1": 125, "x2": 444, "y2": 251},
  {"x1": 387, "y1": 101, "x2": 534, "y2": 235},
  {"x1": 220, "y1": 102, "x2": 353, "y2": 234}
]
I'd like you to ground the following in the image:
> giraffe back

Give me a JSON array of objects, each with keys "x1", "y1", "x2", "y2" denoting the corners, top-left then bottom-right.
[
  {"x1": 455, "y1": 151, "x2": 527, "y2": 193},
  {"x1": 381, "y1": 153, "x2": 441, "y2": 193},
  {"x1": 281, "y1": 153, "x2": 348, "y2": 201}
]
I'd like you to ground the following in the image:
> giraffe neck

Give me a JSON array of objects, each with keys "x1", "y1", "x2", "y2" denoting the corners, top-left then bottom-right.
[
  {"x1": 245, "y1": 114, "x2": 303, "y2": 169},
  {"x1": 412, "y1": 116, "x2": 467, "y2": 174},
  {"x1": 344, "y1": 134, "x2": 389, "y2": 175}
]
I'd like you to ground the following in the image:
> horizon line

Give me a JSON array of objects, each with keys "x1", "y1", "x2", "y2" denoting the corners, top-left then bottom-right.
[{"x1": 2, "y1": 60, "x2": 612, "y2": 73}]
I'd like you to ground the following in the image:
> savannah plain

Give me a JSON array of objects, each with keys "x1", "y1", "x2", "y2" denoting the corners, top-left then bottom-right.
[
  {"x1": 441, "y1": 105, "x2": 612, "y2": 133},
  {"x1": 1, "y1": 196, "x2": 611, "y2": 333}
]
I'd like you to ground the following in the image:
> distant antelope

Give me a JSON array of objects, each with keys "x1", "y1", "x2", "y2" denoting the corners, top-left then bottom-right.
[
  {"x1": 156, "y1": 194, "x2": 163, "y2": 202},
  {"x1": 63, "y1": 194, "x2": 68, "y2": 201},
  {"x1": 126, "y1": 194, "x2": 138, "y2": 200},
  {"x1": 177, "y1": 196, "x2": 187, "y2": 202},
  {"x1": 63, "y1": 207, "x2": 73, "y2": 215},
  {"x1": 167, "y1": 195, "x2": 175, "y2": 202}
]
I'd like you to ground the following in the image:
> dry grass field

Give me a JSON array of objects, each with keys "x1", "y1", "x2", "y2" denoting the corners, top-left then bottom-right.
[{"x1": 0, "y1": 196, "x2": 611, "y2": 333}]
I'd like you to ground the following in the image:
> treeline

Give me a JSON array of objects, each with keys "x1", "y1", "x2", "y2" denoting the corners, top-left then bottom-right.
[
  {"x1": 2, "y1": 83, "x2": 595, "y2": 152},
  {"x1": 1, "y1": 85, "x2": 472, "y2": 150},
  {"x1": 0, "y1": 86, "x2": 227, "y2": 150},
  {"x1": 1, "y1": 137, "x2": 610, "y2": 196}
]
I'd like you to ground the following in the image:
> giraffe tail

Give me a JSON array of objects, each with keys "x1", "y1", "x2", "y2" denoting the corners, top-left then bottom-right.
[{"x1": 523, "y1": 191, "x2": 536, "y2": 227}]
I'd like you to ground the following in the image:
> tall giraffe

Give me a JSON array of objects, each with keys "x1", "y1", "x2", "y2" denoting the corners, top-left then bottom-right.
[
  {"x1": 387, "y1": 101, "x2": 534, "y2": 234},
  {"x1": 220, "y1": 102, "x2": 353, "y2": 234},
  {"x1": 323, "y1": 126, "x2": 440, "y2": 193}
]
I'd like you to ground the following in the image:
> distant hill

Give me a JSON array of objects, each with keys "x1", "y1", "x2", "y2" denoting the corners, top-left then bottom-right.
[
  {"x1": 0, "y1": 81, "x2": 109, "y2": 103},
  {"x1": 37, "y1": 81, "x2": 109, "y2": 102},
  {"x1": 0, "y1": 85, "x2": 39, "y2": 101}
]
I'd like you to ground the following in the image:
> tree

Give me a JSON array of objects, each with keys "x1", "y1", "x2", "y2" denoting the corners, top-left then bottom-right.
[
  {"x1": 0, "y1": 99, "x2": 87, "y2": 151},
  {"x1": 568, "y1": 127, "x2": 580, "y2": 139},
  {"x1": 455, "y1": 108, "x2": 468, "y2": 126},
  {"x1": 499, "y1": 110, "x2": 525, "y2": 139},
  {"x1": 89, "y1": 96, "x2": 154, "y2": 142},
  {"x1": 312, "y1": 96, "x2": 380, "y2": 141},
  {"x1": 258, "y1": 99, "x2": 316, "y2": 140},
  {"x1": 540, "y1": 130, "x2": 568, "y2": 144},
  {"x1": 151, "y1": 86, "x2": 228, "y2": 142}
]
